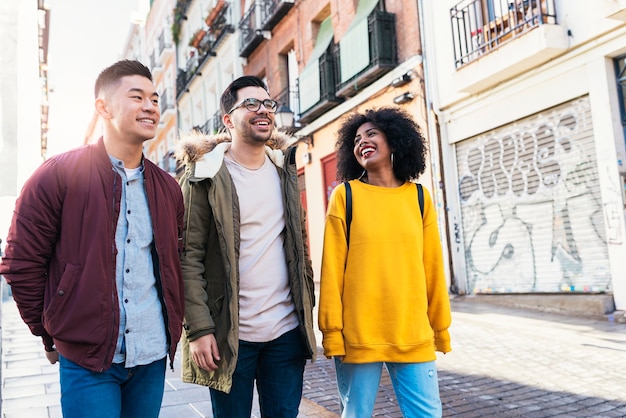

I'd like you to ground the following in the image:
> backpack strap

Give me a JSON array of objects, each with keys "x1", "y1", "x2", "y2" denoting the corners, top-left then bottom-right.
[
  {"x1": 417, "y1": 183, "x2": 424, "y2": 218},
  {"x1": 344, "y1": 181, "x2": 352, "y2": 246}
]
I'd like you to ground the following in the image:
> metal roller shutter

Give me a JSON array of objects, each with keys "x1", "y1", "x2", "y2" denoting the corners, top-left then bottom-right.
[{"x1": 455, "y1": 95, "x2": 610, "y2": 293}]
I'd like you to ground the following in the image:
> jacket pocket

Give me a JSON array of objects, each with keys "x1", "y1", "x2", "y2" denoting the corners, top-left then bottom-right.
[{"x1": 43, "y1": 263, "x2": 81, "y2": 334}]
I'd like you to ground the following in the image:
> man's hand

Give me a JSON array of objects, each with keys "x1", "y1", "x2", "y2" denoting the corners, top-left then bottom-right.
[
  {"x1": 45, "y1": 349, "x2": 59, "y2": 364},
  {"x1": 190, "y1": 334, "x2": 221, "y2": 371}
]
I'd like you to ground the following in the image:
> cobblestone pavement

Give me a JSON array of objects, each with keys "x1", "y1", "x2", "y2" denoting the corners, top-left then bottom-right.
[
  {"x1": 303, "y1": 298, "x2": 626, "y2": 417},
  {"x1": 3, "y1": 293, "x2": 626, "y2": 417}
]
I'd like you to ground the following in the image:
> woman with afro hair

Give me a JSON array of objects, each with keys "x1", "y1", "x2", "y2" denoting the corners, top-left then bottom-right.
[{"x1": 318, "y1": 107, "x2": 452, "y2": 417}]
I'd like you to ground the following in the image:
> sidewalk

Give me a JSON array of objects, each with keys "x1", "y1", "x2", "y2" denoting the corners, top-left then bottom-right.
[
  {"x1": 3, "y1": 293, "x2": 626, "y2": 417},
  {"x1": 0, "y1": 296, "x2": 337, "y2": 418}
]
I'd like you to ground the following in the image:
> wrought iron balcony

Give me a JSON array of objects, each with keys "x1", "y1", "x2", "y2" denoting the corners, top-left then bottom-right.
[
  {"x1": 299, "y1": 48, "x2": 343, "y2": 124},
  {"x1": 335, "y1": 10, "x2": 397, "y2": 98},
  {"x1": 160, "y1": 88, "x2": 175, "y2": 116},
  {"x1": 160, "y1": 151, "x2": 177, "y2": 174},
  {"x1": 194, "y1": 109, "x2": 225, "y2": 135},
  {"x1": 450, "y1": 0, "x2": 557, "y2": 68},
  {"x1": 213, "y1": 109, "x2": 225, "y2": 133},
  {"x1": 158, "y1": 29, "x2": 174, "y2": 59},
  {"x1": 176, "y1": 2, "x2": 236, "y2": 100},
  {"x1": 176, "y1": 69, "x2": 190, "y2": 99},
  {"x1": 260, "y1": 0, "x2": 294, "y2": 30},
  {"x1": 197, "y1": 1, "x2": 235, "y2": 61},
  {"x1": 150, "y1": 51, "x2": 161, "y2": 76},
  {"x1": 239, "y1": 2, "x2": 265, "y2": 58}
]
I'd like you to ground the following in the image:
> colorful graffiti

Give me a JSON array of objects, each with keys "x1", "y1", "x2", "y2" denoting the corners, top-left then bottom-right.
[{"x1": 456, "y1": 97, "x2": 611, "y2": 293}]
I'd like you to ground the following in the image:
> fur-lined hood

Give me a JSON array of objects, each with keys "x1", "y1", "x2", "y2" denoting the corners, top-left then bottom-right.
[{"x1": 175, "y1": 130, "x2": 294, "y2": 180}]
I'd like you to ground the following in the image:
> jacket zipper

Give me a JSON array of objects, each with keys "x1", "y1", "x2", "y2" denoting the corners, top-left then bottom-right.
[{"x1": 103, "y1": 168, "x2": 118, "y2": 371}]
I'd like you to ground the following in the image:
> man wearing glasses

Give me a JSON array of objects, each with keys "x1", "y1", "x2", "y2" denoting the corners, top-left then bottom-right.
[{"x1": 176, "y1": 75, "x2": 316, "y2": 417}]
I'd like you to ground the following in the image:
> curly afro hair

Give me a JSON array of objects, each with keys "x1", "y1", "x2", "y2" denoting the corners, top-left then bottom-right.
[{"x1": 335, "y1": 107, "x2": 428, "y2": 182}]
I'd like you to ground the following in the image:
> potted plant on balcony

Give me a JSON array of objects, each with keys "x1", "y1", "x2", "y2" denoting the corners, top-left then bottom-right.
[{"x1": 189, "y1": 28, "x2": 207, "y2": 48}]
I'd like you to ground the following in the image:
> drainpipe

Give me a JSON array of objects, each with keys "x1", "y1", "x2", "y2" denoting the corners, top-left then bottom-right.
[{"x1": 416, "y1": 0, "x2": 459, "y2": 294}]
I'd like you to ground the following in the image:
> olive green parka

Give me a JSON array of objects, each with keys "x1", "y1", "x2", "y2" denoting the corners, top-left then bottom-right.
[{"x1": 175, "y1": 130, "x2": 316, "y2": 393}]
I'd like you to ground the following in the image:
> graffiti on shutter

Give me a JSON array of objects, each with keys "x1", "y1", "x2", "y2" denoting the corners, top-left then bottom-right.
[{"x1": 455, "y1": 96, "x2": 610, "y2": 294}]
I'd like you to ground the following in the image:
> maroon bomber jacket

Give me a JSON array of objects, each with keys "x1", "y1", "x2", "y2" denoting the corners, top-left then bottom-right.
[{"x1": 0, "y1": 137, "x2": 185, "y2": 372}]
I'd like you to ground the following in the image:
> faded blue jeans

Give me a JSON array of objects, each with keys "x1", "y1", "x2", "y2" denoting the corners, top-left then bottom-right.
[
  {"x1": 58, "y1": 354, "x2": 166, "y2": 418},
  {"x1": 334, "y1": 358, "x2": 442, "y2": 418},
  {"x1": 210, "y1": 327, "x2": 307, "y2": 418}
]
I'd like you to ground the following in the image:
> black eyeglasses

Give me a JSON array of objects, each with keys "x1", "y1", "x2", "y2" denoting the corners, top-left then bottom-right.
[{"x1": 228, "y1": 98, "x2": 278, "y2": 114}]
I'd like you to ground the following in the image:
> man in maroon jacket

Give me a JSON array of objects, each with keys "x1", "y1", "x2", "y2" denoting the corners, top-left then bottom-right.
[{"x1": 0, "y1": 60, "x2": 185, "y2": 418}]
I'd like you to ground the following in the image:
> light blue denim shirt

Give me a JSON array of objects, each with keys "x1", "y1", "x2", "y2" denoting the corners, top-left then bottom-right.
[{"x1": 110, "y1": 156, "x2": 168, "y2": 367}]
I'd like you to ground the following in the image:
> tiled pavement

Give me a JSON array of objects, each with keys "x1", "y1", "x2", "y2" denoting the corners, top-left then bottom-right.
[
  {"x1": 3, "y1": 291, "x2": 626, "y2": 417},
  {"x1": 0, "y1": 297, "x2": 336, "y2": 418}
]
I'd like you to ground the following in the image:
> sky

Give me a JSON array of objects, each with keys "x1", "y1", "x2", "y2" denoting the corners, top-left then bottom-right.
[{"x1": 46, "y1": 0, "x2": 146, "y2": 156}]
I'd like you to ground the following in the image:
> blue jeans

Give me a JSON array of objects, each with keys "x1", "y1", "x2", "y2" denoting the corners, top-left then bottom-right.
[
  {"x1": 58, "y1": 355, "x2": 166, "y2": 418},
  {"x1": 210, "y1": 327, "x2": 307, "y2": 418},
  {"x1": 334, "y1": 358, "x2": 442, "y2": 418}
]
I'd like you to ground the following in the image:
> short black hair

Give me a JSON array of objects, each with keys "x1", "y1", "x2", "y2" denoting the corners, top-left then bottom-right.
[
  {"x1": 335, "y1": 107, "x2": 428, "y2": 182},
  {"x1": 220, "y1": 75, "x2": 269, "y2": 116},
  {"x1": 94, "y1": 60, "x2": 153, "y2": 98}
]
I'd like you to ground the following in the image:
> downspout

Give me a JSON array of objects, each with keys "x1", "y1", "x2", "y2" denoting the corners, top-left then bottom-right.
[{"x1": 416, "y1": 0, "x2": 459, "y2": 294}]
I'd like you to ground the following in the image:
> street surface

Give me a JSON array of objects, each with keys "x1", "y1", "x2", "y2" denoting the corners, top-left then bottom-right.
[
  {"x1": 304, "y1": 298, "x2": 626, "y2": 417},
  {"x1": 2, "y1": 294, "x2": 625, "y2": 417}
]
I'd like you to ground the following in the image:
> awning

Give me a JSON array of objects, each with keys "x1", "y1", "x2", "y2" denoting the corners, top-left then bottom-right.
[
  {"x1": 339, "y1": 0, "x2": 380, "y2": 83},
  {"x1": 299, "y1": 16, "x2": 334, "y2": 113}
]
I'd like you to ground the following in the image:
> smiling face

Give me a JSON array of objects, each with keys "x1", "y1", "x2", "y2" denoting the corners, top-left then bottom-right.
[
  {"x1": 97, "y1": 74, "x2": 160, "y2": 145},
  {"x1": 224, "y1": 86, "x2": 274, "y2": 145},
  {"x1": 353, "y1": 121, "x2": 393, "y2": 172}
]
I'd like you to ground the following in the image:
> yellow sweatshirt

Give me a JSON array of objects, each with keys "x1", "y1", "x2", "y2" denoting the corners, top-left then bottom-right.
[{"x1": 319, "y1": 180, "x2": 452, "y2": 363}]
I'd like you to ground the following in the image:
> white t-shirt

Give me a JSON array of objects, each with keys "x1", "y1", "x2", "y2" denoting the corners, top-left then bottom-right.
[{"x1": 225, "y1": 154, "x2": 298, "y2": 342}]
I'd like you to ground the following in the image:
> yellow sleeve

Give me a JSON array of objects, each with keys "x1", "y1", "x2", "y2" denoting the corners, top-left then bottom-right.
[
  {"x1": 422, "y1": 187, "x2": 452, "y2": 353},
  {"x1": 318, "y1": 184, "x2": 349, "y2": 358}
]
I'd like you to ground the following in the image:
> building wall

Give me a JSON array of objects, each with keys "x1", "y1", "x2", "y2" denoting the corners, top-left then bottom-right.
[
  {"x1": 423, "y1": 0, "x2": 626, "y2": 309},
  {"x1": 143, "y1": 0, "x2": 178, "y2": 172},
  {"x1": 175, "y1": 0, "x2": 241, "y2": 136},
  {"x1": 0, "y1": 0, "x2": 44, "y2": 247}
]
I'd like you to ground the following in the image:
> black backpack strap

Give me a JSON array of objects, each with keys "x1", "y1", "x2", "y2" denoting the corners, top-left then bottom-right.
[
  {"x1": 344, "y1": 181, "x2": 352, "y2": 246},
  {"x1": 345, "y1": 182, "x2": 421, "y2": 248},
  {"x1": 416, "y1": 183, "x2": 424, "y2": 218}
]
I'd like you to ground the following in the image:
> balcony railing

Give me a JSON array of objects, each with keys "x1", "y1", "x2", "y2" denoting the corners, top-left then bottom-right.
[
  {"x1": 175, "y1": 53, "x2": 199, "y2": 99},
  {"x1": 450, "y1": 0, "x2": 557, "y2": 68},
  {"x1": 239, "y1": 2, "x2": 265, "y2": 58},
  {"x1": 176, "y1": 2, "x2": 235, "y2": 99},
  {"x1": 213, "y1": 110, "x2": 225, "y2": 133},
  {"x1": 160, "y1": 151, "x2": 177, "y2": 174},
  {"x1": 194, "y1": 110, "x2": 225, "y2": 135},
  {"x1": 160, "y1": 88, "x2": 175, "y2": 116},
  {"x1": 274, "y1": 87, "x2": 291, "y2": 108},
  {"x1": 197, "y1": 2, "x2": 234, "y2": 61},
  {"x1": 300, "y1": 48, "x2": 343, "y2": 124},
  {"x1": 335, "y1": 10, "x2": 397, "y2": 98},
  {"x1": 158, "y1": 30, "x2": 174, "y2": 58},
  {"x1": 176, "y1": 69, "x2": 189, "y2": 98},
  {"x1": 261, "y1": 0, "x2": 294, "y2": 30},
  {"x1": 150, "y1": 52, "x2": 159, "y2": 74}
]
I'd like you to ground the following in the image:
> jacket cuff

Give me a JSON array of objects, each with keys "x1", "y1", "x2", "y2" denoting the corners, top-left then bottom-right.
[
  {"x1": 186, "y1": 328, "x2": 212, "y2": 342},
  {"x1": 42, "y1": 335, "x2": 55, "y2": 352}
]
